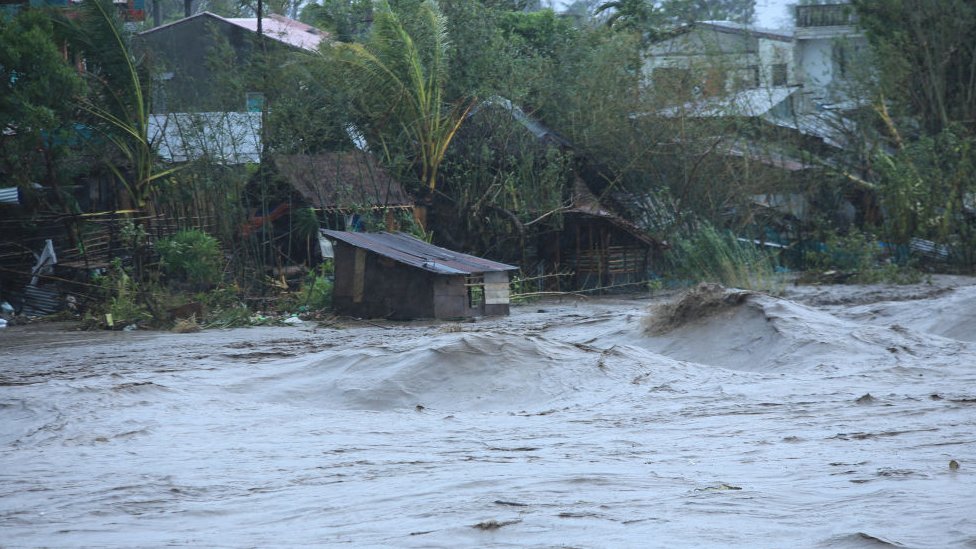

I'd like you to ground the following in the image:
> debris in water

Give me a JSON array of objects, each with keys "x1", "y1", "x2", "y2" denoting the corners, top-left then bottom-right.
[
  {"x1": 172, "y1": 316, "x2": 202, "y2": 334},
  {"x1": 644, "y1": 283, "x2": 752, "y2": 334},
  {"x1": 855, "y1": 393, "x2": 876, "y2": 405},
  {"x1": 949, "y1": 460, "x2": 960, "y2": 470},
  {"x1": 472, "y1": 519, "x2": 521, "y2": 530},
  {"x1": 493, "y1": 500, "x2": 529, "y2": 507},
  {"x1": 697, "y1": 483, "x2": 742, "y2": 491}
]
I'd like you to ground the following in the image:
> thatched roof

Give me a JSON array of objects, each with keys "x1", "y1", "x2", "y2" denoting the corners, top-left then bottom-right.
[
  {"x1": 569, "y1": 178, "x2": 660, "y2": 248},
  {"x1": 274, "y1": 151, "x2": 412, "y2": 211}
]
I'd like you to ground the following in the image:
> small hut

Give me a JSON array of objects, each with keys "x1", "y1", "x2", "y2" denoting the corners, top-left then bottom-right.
[
  {"x1": 322, "y1": 231, "x2": 517, "y2": 320},
  {"x1": 540, "y1": 180, "x2": 661, "y2": 291}
]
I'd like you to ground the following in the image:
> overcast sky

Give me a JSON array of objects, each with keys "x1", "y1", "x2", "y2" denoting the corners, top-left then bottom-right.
[{"x1": 546, "y1": 0, "x2": 797, "y2": 29}]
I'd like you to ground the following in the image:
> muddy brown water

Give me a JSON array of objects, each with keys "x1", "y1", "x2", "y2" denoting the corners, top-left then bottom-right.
[{"x1": 1, "y1": 280, "x2": 974, "y2": 547}]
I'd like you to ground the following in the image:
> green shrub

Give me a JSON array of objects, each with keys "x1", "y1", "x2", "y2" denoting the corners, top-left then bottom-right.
[
  {"x1": 803, "y1": 230, "x2": 923, "y2": 284},
  {"x1": 803, "y1": 230, "x2": 879, "y2": 273},
  {"x1": 301, "y1": 261, "x2": 333, "y2": 311},
  {"x1": 87, "y1": 260, "x2": 151, "y2": 328},
  {"x1": 156, "y1": 229, "x2": 223, "y2": 287}
]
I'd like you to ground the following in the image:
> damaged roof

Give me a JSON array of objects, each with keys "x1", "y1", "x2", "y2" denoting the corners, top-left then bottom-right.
[
  {"x1": 468, "y1": 96, "x2": 572, "y2": 148},
  {"x1": 224, "y1": 13, "x2": 328, "y2": 52},
  {"x1": 657, "y1": 86, "x2": 799, "y2": 118},
  {"x1": 569, "y1": 179, "x2": 660, "y2": 248},
  {"x1": 139, "y1": 12, "x2": 328, "y2": 52},
  {"x1": 321, "y1": 231, "x2": 517, "y2": 275},
  {"x1": 275, "y1": 151, "x2": 411, "y2": 210}
]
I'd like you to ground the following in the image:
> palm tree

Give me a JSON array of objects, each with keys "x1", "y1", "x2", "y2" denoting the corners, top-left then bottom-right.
[
  {"x1": 595, "y1": 0, "x2": 657, "y2": 32},
  {"x1": 330, "y1": 0, "x2": 469, "y2": 194},
  {"x1": 62, "y1": 0, "x2": 176, "y2": 210}
]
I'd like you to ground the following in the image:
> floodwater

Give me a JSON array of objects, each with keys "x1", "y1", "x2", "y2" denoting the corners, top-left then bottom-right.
[{"x1": 1, "y1": 278, "x2": 975, "y2": 548}]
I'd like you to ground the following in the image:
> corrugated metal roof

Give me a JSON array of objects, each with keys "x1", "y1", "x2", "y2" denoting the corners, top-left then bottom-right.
[
  {"x1": 469, "y1": 96, "x2": 572, "y2": 148},
  {"x1": 149, "y1": 112, "x2": 262, "y2": 164},
  {"x1": 658, "y1": 86, "x2": 799, "y2": 118},
  {"x1": 321, "y1": 231, "x2": 517, "y2": 275},
  {"x1": 139, "y1": 12, "x2": 328, "y2": 53},
  {"x1": 0, "y1": 187, "x2": 19, "y2": 205},
  {"x1": 225, "y1": 14, "x2": 328, "y2": 52},
  {"x1": 762, "y1": 110, "x2": 855, "y2": 149},
  {"x1": 697, "y1": 20, "x2": 794, "y2": 42}
]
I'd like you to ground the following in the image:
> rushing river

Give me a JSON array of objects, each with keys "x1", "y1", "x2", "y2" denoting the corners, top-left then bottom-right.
[{"x1": 1, "y1": 281, "x2": 974, "y2": 548}]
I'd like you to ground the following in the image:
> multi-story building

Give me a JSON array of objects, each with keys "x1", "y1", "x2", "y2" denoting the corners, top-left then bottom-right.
[
  {"x1": 793, "y1": 3, "x2": 869, "y2": 112},
  {"x1": 642, "y1": 2, "x2": 869, "y2": 117},
  {"x1": 644, "y1": 20, "x2": 796, "y2": 103}
]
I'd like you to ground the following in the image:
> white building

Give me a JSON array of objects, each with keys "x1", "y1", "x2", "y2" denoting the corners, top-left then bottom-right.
[
  {"x1": 792, "y1": 3, "x2": 868, "y2": 112},
  {"x1": 643, "y1": 3, "x2": 869, "y2": 117},
  {"x1": 644, "y1": 21, "x2": 796, "y2": 101}
]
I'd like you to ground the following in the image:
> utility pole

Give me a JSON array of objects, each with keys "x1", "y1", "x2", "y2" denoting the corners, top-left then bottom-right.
[{"x1": 257, "y1": 0, "x2": 263, "y2": 35}]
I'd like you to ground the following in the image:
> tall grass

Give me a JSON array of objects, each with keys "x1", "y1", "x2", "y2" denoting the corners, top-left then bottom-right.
[{"x1": 664, "y1": 223, "x2": 784, "y2": 293}]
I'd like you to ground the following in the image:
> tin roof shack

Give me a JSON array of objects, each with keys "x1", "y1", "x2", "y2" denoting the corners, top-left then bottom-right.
[{"x1": 322, "y1": 231, "x2": 516, "y2": 320}]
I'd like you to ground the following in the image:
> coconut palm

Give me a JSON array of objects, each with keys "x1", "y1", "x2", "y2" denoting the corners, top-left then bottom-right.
[
  {"x1": 595, "y1": 0, "x2": 657, "y2": 32},
  {"x1": 62, "y1": 0, "x2": 176, "y2": 210},
  {"x1": 330, "y1": 0, "x2": 469, "y2": 194}
]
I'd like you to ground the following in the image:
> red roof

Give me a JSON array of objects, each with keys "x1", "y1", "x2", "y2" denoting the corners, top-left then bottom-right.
[
  {"x1": 225, "y1": 13, "x2": 328, "y2": 52},
  {"x1": 140, "y1": 12, "x2": 328, "y2": 52}
]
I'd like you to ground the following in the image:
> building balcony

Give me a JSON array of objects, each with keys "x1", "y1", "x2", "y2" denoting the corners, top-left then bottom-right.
[{"x1": 795, "y1": 4, "x2": 858, "y2": 28}]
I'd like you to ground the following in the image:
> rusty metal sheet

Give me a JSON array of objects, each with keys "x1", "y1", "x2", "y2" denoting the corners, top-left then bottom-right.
[{"x1": 322, "y1": 231, "x2": 517, "y2": 275}]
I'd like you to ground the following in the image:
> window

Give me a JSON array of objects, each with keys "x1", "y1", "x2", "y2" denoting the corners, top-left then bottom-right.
[
  {"x1": 465, "y1": 275, "x2": 484, "y2": 308},
  {"x1": 245, "y1": 92, "x2": 265, "y2": 113},
  {"x1": 772, "y1": 63, "x2": 788, "y2": 86},
  {"x1": 732, "y1": 66, "x2": 761, "y2": 90}
]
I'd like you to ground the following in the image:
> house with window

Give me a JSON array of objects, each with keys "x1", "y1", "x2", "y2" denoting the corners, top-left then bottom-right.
[
  {"x1": 643, "y1": 3, "x2": 869, "y2": 118},
  {"x1": 644, "y1": 21, "x2": 795, "y2": 103},
  {"x1": 639, "y1": 8, "x2": 870, "y2": 242},
  {"x1": 792, "y1": 3, "x2": 868, "y2": 112}
]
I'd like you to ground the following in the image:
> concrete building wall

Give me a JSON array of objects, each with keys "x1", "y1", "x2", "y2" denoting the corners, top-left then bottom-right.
[
  {"x1": 757, "y1": 38, "x2": 795, "y2": 87},
  {"x1": 644, "y1": 28, "x2": 794, "y2": 97}
]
